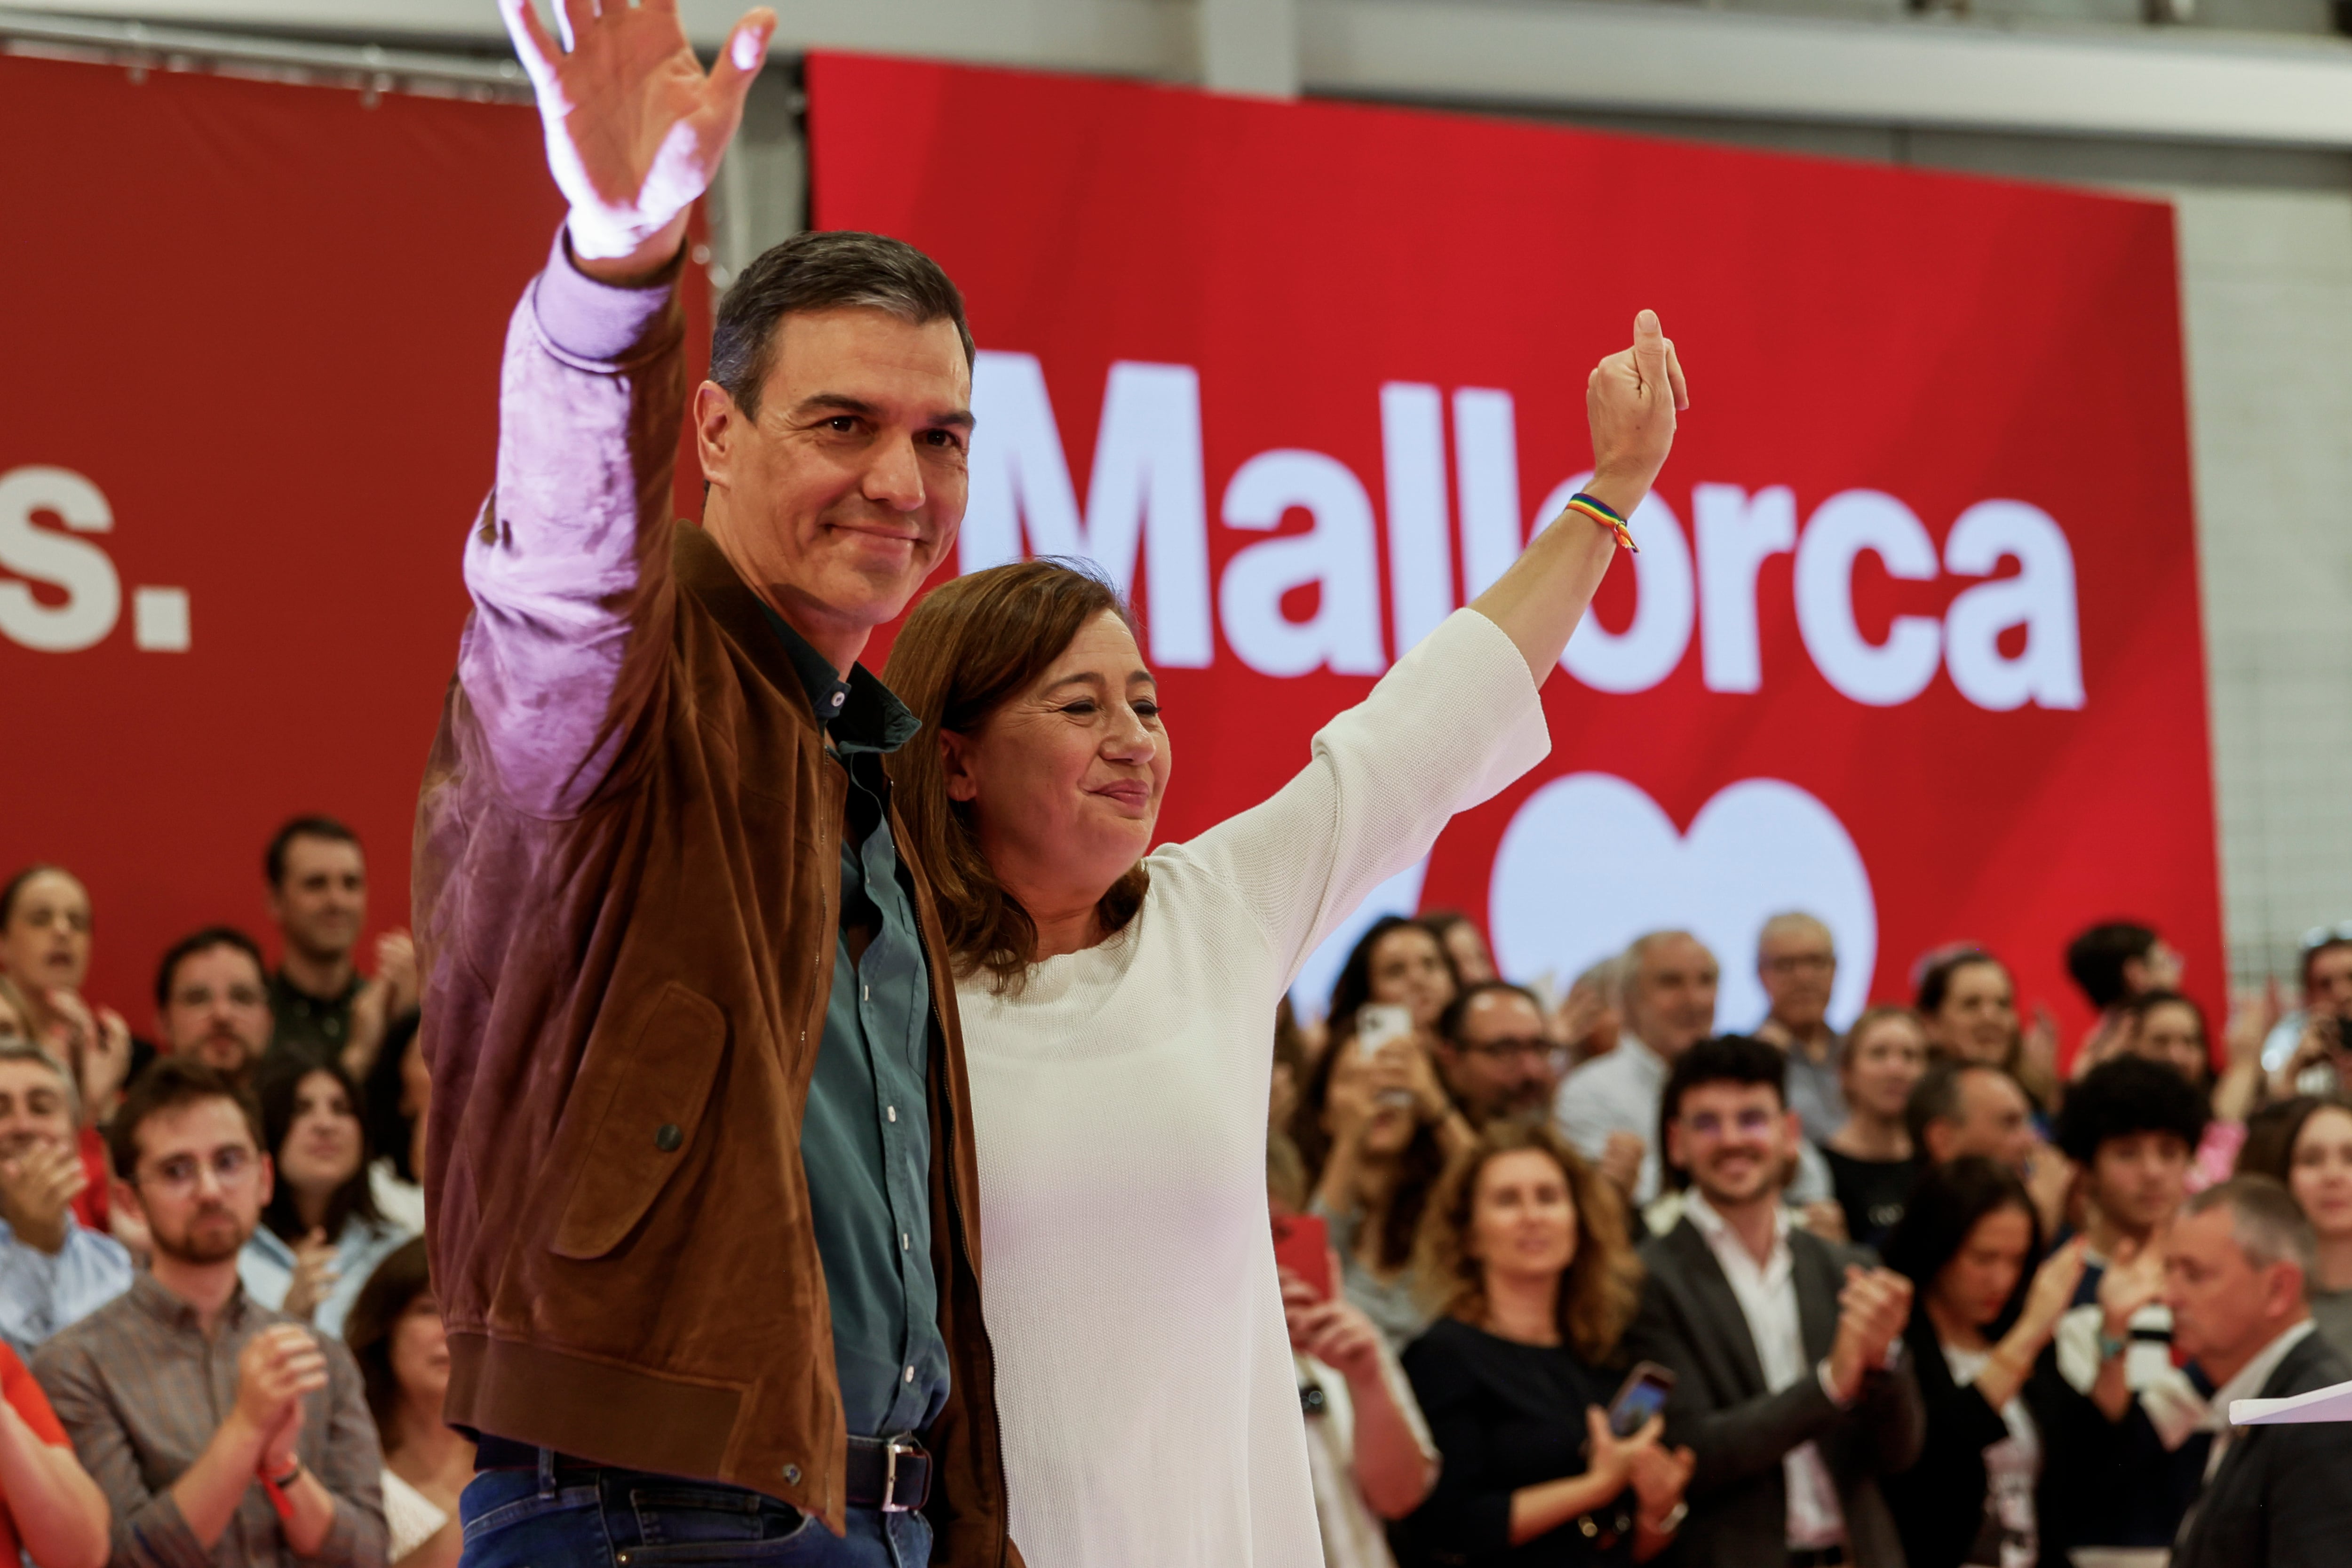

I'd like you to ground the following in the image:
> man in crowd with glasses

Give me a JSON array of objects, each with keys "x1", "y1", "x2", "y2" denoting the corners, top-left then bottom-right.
[
  {"x1": 1432, "y1": 981, "x2": 1560, "y2": 1129},
  {"x1": 1753, "y1": 913, "x2": 1845, "y2": 1145},
  {"x1": 33, "y1": 1058, "x2": 384, "y2": 1568}
]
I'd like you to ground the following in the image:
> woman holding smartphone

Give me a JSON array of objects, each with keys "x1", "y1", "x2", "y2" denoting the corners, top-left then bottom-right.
[
  {"x1": 883, "y1": 317, "x2": 1684, "y2": 1566},
  {"x1": 1402, "y1": 1121, "x2": 1693, "y2": 1564}
]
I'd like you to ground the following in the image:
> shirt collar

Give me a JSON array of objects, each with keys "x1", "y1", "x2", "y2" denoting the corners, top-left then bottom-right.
[
  {"x1": 129, "y1": 1269, "x2": 254, "y2": 1334},
  {"x1": 2206, "y1": 1318, "x2": 2317, "y2": 1420},
  {"x1": 758, "y1": 604, "x2": 919, "y2": 756},
  {"x1": 1685, "y1": 1187, "x2": 1791, "y2": 1269}
]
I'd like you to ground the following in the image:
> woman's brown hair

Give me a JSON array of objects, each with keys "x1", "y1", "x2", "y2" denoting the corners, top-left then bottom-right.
[
  {"x1": 1414, "y1": 1120, "x2": 1645, "y2": 1364},
  {"x1": 882, "y1": 559, "x2": 1151, "y2": 991}
]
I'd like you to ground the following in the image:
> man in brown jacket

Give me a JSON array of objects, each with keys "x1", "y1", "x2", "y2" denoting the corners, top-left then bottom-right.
[{"x1": 414, "y1": 4, "x2": 1016, "y2": 1564}]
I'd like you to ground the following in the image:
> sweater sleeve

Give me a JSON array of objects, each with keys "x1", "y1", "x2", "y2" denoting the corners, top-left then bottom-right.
[{"x1": 1176, "y1": 608, "x2": 1549, "y2": 986}]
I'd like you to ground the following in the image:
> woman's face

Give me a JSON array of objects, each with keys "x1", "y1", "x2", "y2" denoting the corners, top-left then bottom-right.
[
  {"x1": 389, "y1": 1289, "x2": 451, "y2": 1414},
  {"x1": 1931, "y1": 961, "x2": 2018, "y2": 1066},
  {"x1": 1321, "y1": 1037, "x2": 1420, "y2": 1157},
  {"x1": 1369, "y1": 928, "x2": 1455, "y2": 1030},
  {"x1": 280, "y1": 1071, "x2": 364, "y2": 1198},
  {"x1": 1469, "y1": 1147, "x2": 1579, "y2": 1286},
  {"x1": 1844, "y1": 1017, "x2": 1929, "y2": 1122},
  {"x1": 1933, "y1": 1203, "x2": 2033, "y2": 1330},
  {"x1": 941, "y1": 611, "x2": 1171, "y2": 919},
  {"x1": 1439, "y1": 921, "x2": 1498, "y2": 987},
  {"x1": 2290, "y1": 1106, "x2": 2352, "y2": 1243},
  {"x1": 1, "y1": 870, "x2": 91, "y2": 995},
  {"x1": 2132, "y1": 1000, "x2": 2209, "y2": 1085}
]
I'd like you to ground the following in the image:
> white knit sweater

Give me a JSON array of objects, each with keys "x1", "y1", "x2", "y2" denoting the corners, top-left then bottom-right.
[{"x1": 956, "y1": 608, "x2": 1550, "y2": 1568}]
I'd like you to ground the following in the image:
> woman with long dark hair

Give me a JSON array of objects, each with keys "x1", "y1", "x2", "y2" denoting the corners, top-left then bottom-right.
[
  {"x1": 1402, "y1": 1121, "x2": 1692, "y2": 1564},
  {"x1": 347, "y1": 1239, "x2": 470, "y2": 1568},
  {"x1": 240, "y1": 1061, "x2": 412, "y2": 1335},
  {"x1": 2236, "y1": 1095, "x2": 2352, "y2": 1352},
  {"x1": 1879, "y1": 1157, "x2": 2112, "y2": 1568}
]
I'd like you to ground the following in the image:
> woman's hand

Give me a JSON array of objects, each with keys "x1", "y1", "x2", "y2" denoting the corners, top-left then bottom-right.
[
  {"x1": 280, "y1": 1229, "x2": 340, "y2": 1323},
  {"x1": 72, "y1": 999, "x2": 133, "y2": 1126},
  {"x1": 1625, "y1": 1431, "x2": 1694, "y2": 1514},
  {"x1": 1580, "y1": 312, "x2": 1687, "y2": 519},
  {"x1": 1581, "y1": 1405, "x2": 1659, "y2": 1495},
  {"x1": 2018, "y1": 1235, "x2": 2090, "y2": 1341},
  {"x1": 2097, "y1": 1229, "x2": 2166, "y2": 1338}
]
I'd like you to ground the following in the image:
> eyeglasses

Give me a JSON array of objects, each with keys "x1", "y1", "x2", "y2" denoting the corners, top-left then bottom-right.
[
  {"x1": 1680, "y1": 1108, "x2": 1779, "y2": 1139},
  {"x1": 135, "y1": 1146, "x2": 258, "y2": 1196},
  {"x1": 1761, "y1": 953, "x2": 1834, "y2": 975},
  {"x1": 1462, "y1": 1037, "x2": 1553, "y2": 1064}
]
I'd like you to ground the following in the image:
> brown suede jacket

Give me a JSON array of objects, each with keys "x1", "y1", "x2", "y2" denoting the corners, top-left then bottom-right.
[{"x1": 411, "y1": 235, "x2": 1016, "y2": 1563}]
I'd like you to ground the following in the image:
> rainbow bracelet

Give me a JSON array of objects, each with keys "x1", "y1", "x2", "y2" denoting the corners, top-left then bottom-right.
[{"x1": 1565, "y1": 492, "x2": 1637, "y2": 553}]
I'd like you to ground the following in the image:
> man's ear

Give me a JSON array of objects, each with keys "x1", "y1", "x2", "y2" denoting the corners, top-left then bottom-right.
[
  {"x1": 1924, "y1": 1122, "x2": 1954, "y2": 1166},
  {"x1": 940, "y1": 729, "x2": 978, "y2": 804},
  {"x1": 693, "y1": 380, "x2": 739, "y2": 490},
  {"x1": 1664, "y1": 1120, "x2": 1686, "y2": 1174},
  {"x1": 256, "y1": 1150, "x2": 275, "y2": 1210},
  {"x1": 111, "y1": 1175, "x2": 143, "y2": 1230}
]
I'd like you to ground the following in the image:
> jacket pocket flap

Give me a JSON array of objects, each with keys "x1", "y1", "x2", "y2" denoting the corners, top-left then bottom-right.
[{"x1": 550, "y1": 981, "x2": 728, "y2": 1260}]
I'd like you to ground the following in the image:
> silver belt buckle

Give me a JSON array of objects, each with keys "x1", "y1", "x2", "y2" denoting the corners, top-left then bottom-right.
[{"x1": 880, "y1": 1435, "x2": 918, "y2": 1513}]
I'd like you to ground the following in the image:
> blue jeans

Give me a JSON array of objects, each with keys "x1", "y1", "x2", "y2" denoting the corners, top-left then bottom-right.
[{"x1": 457, "y1": 1451, "x2": 932, "y2": 1568}]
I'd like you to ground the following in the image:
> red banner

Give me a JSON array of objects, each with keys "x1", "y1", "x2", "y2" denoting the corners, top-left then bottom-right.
[
  {"x1": 0, "y1": 56, "x2": 571, "y2": 1014},
  {"x1": 810, "y1": 53, "x2": 2221, "y2": 1043}
]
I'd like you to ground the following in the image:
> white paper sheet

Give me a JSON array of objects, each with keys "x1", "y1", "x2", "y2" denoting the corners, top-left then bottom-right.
[{"x1": 2230, "y1": 1375, "x2": 2352, "y2": 1425}]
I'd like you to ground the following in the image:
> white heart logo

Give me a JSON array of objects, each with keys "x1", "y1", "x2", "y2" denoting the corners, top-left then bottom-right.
[{"x1": 1488, "y1": 773, "x2": 1877, "y2": 1031}]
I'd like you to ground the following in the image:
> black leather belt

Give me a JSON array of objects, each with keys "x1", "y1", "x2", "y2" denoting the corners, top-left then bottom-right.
[{"x1": 474, "y1": 1434, "x2": 932, "y2": 1514}]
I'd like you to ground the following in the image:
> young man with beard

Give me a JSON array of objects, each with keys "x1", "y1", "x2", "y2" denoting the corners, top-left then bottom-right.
[
  {"x1": 1625, "y1": 1035, "x2": 1924, "y2": 1568},
  {"x1": 152, "y1": 931, "x2": 276, "y2": 1093},
  {"x1": 0, "y1": 1043, "x2": 130, "y2": 1359},
  {"x1": 1432, "y1": 982, "x2": 1558, "y2": 1128},
  {"x1": 33, "y1": 1058, "x2": 384, "y2": 1568}
]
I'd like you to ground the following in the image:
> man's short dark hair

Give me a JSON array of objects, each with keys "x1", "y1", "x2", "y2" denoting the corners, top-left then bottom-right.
[
  {"x1": 265, "y1": 815, "x2": 361, "y2": 889},
  {"x1": 1437, "y1": 980, "x2": 1545, "y2": 1046},
  {"x1": 152, "y1": 925, "x2": 268, "y2": 1011},
  {"x1": 2054, "y1": 1054, "x2": 2210, "y2": 1166},
  {"x1": 2065, "y1": 921, "x2": 2159, "y2": 1011},
  {"x1": 109, "y1": 1054, "x2": 263, "y2": 1180},
  {"x1": 1661, "y1": 1035, "x2": 1787, "y2": 1127},
  {"x1": 711, "y1": 231, "x2": 976, "y2": 420},
  {"x1": 1905, "y1": 1058, "x2": 2008, "y2": 1154}
]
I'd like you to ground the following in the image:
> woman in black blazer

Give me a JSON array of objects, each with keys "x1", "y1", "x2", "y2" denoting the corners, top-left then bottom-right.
[{"x1": 1878, "y1": 1157, "x2": 2115, "y2": 1568}]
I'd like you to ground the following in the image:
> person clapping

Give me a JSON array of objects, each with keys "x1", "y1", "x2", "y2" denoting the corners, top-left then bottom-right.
[{"x1": 1402, "y1": 1122, "x2": 1693, "y2": 1564}]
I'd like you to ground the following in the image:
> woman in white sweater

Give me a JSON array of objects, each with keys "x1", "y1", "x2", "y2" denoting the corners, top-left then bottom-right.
[{"x1": 882, "y1": 314, "x2": 1686, "y2": 1567}]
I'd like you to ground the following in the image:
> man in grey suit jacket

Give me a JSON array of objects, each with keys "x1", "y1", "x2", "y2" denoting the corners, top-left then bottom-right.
[
  {"x1": 2169, "y1": 1178, "x2": 2352, "y2": 1568},
  {"x1": 1625, "y1": 1036, "x2": 1925, "y2": 1568}
]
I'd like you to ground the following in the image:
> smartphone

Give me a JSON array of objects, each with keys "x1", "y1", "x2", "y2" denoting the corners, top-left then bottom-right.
[
  {"x1": 1355, "y1": 1003, "x2": 1416, "y2": 1060},
  {"x1": 1606, "y1": 1361, "x2": 1676, "y2": 1437},
  {"x1": 1271, "y1": 1211, "x2": 1333, "y2": 1301}
]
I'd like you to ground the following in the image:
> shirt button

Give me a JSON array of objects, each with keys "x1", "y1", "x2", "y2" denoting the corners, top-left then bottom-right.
[
  {"x1": 886, "y1": 1106, "x2": 898, "y2": 1123},
  {"x1": 783, "y1": 1463, "x2": 802, "y2": 1484},
  {"x1": 829, "y1": 692, "x2": 844, "y2": 709},
  {"x1": 904, "y1": 1366, "x2": 915, "y2": 1384},
  {"x1": 901, "y1": 1233, "x2": 910, "y2": 1251},
  {"x1": 655, "y1": 1124, "x2": 683, "y2": 1152}
]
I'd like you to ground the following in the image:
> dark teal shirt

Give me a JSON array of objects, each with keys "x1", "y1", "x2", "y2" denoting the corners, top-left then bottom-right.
[{"x1": 763, "y1": 606, "x2": 948, "y2": 1441}]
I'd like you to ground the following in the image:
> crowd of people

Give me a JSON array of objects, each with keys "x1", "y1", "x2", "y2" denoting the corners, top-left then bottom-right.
[
  {"x1": 1274, "y1": 909, "x2": 2352, "y2": 1568},
  {"x1": 0, "y1": 823, "x2": 454, "y2": 1568}
]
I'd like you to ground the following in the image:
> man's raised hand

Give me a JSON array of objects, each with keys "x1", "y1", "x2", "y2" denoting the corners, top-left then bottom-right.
[{"x1": 499, "y1": 0, "x2": 778, "y2": 280}]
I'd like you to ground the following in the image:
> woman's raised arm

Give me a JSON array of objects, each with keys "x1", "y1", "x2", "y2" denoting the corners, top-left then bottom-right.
[{"x1": 1470, "y1": 310, "x2": 1687, "y2": 682}]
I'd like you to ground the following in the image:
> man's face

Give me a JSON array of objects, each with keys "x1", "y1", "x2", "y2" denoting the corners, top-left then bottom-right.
[
  {"x1": 1757, "y1": 924, "x2": 1835, "y2": 1035},
  {"x1": 2090, "y1": 1130, "x2": 2192, "y2": 1238},
  {"x1": 1438, "y1": 992, "x2": 1557, "y2": 1125},
  {"x1": 269, "y1": 836, "x2": 366, "y2": 965},
  {"x1": 1668, "y1": 1080, "x2": 1794, "y2": 1210},
  {"x1": 2165, "y1": 1203, "x2": 2294, "y2": 1373},
  {"x1": 1629, "y1": 935, "x2": 1718, "y2": 1061},
  {"x1": 697, "y1": 307, "x2": 971, "y2": 655},
  {"x1": 2309, "y1": 945, "x2": 2352, "y2": 1021},
  {"x1": 159, "y1": 946, "x2": 272, "y2": 1076},
  {"x1": 119, "y1": 1098, "x2": 269, "y2": 1266},
  {"x1": 0, "y1": 1058, "x2": 75, "y2": 1159},
  {"x1": 1940, "y1": 1067, "x2": 2038, "y2": 1175}
]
